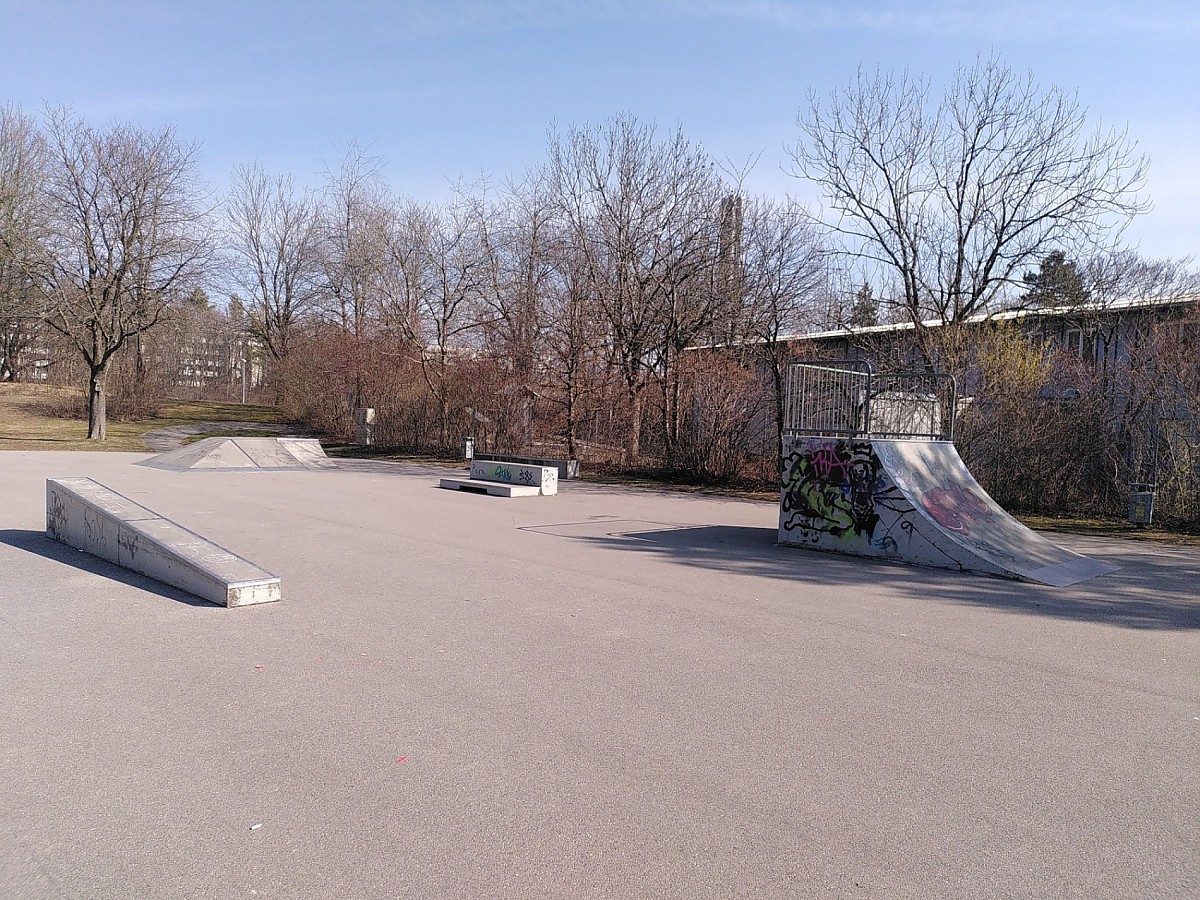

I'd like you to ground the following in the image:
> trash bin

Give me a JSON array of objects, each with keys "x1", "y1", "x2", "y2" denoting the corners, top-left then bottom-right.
[{"x1": 1128, "y1": 483, "x2": 1155, "y2": 526}]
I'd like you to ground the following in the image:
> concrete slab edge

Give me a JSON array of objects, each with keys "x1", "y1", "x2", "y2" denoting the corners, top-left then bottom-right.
[
  {"x1": 45, "y1": 477, "x2": 282, "y2": 607},
  {"x1": 467, "y1": 460, "x2": 558, "y2": 495},
  {"x1": 439, "y1": 477, "x2": 542, "y2": 497}
]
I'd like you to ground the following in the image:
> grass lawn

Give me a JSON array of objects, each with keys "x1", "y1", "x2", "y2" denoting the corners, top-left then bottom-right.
[
  {"x1": 0, "y1": 384, "x2": 288, "y2": 452},
  {"x1": 1017, "y1": 513, "x2": 1200, "y2": 547}
]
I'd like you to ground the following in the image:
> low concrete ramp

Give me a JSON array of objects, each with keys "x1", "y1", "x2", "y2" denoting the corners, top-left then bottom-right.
[
  {"x1": 46, "y1": 478, "x2": 281, "y2": 606},
  {"x1": 779, "y1": 437, "x2": 1118, "y2": 586},
  {"x1": 140, "y1": 437, "x2": 334, "y2": 471}
]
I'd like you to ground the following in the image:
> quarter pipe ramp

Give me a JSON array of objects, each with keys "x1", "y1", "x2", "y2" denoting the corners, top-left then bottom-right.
[{"x1": 778, "y1": 436, "x2": 1118, "y2": 586}]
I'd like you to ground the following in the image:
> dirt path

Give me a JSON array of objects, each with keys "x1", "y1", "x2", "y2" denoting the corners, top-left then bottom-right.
[{"x1": 139, "y1": 422, "x2": 294, "y2": 451}]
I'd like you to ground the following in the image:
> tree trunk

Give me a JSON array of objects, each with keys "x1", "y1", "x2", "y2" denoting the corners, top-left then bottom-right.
[
  {"x1": 272, "y1": 352, "x2": 288, "y2": 407},
  {"x1": 627, "y1": 388, "x2": 642, "y2": 461},
  {"x1": 87, "y1": 363, "x2": 108, "y2": 440},
  {"x1": 667, "y1": 365, "x2": 683, "y2": 460},
  {"x1": 564, "y1": 371, "x2": 578, "y2": 460},
  {"x1": 436, "y1": 367, "x2": 450, "y2": 451}
]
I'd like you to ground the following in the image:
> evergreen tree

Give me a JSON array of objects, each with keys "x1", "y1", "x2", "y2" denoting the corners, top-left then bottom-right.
[
  {"x1": 848, "y1": 282, "x2": 879, "y2": 327},
  {"x1": 1021, "y1": 250, "x2": 1090, "y2": 308}
]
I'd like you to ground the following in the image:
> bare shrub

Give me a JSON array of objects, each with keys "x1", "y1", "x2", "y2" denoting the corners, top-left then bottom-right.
[{"x1": 670, "y1": 353, "x2": 766, "y2": 481}]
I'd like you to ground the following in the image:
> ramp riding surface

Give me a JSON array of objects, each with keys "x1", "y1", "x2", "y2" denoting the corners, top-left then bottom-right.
[
  {"x1": 779, "y1": 437, "x2": 1118, "y2": 585},
  {"x1": 139, "y1": 437, "x2": 335, "y2": 472}
]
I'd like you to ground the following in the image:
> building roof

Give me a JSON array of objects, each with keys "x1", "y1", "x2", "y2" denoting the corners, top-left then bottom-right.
[{"x1": 791, "y1": 295, "x2": 1199, "y2": 344}]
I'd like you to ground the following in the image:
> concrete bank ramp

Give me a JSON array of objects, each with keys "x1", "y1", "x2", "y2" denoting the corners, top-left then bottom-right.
[
  {"x1": 139, "y1": 437, "x2": 335, "y2": 471},
  {"x1": 779, "y1": 437, "x2": 1119, "y2": 586},
  {"x1": 46, "y1": 477, "x2": 281, "y2": 607}
]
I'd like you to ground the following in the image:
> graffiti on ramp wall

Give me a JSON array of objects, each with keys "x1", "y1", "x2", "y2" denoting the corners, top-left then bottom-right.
[
  {"x1": 919, "y1": 485, "x2": 993, "y2": 535},
  {"x1": 780, "y1": 438, "x2": 915, "y2": 549},
  {"x1": 779, "y1": 436, "x2": 1118, "y2": 584}
]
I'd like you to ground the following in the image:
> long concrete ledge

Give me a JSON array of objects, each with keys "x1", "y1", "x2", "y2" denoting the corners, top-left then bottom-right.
[
  {"x1": 439, "y1": 477, "x2": 541, "y2": 497},
  {"x1": 473, "y1": 453, "x2": 580, "y2": 479},
  {"x1": 46, "y1": 478, "x2": 281, "y2": 607},
  {"x1": 438, "y1": 460, "x2": 558, "y2": 498},
  {"x1": 468, "y1": 459, "x2": 558, "y2": 495}
]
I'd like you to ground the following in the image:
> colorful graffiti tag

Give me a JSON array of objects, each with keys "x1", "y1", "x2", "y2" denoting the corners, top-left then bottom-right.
[
  {"x1": 919, "y1": 486, "x2": 992, "y2": 535},
  {"x1": 780, "y1": 439, "x2": 910, "y2": 543},
  {"x1": 778, "y1": 437, "x2": 1115, "y2": 582}
]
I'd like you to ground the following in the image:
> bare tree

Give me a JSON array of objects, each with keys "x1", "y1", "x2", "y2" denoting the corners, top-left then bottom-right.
[
  {"x1": 155, "y1": 288, "x2": 243, "y2": 400},
  {"x1": 23, "y1": 110, "x2": 209, "y2": 438},
  {"x1": 738, "y1": 196, "x2": 829, "y2": 469},
  {"x1": 548, "y1": 114, "x2": 725, "y2": 459},
  {"x1": 541, "y1": 238, "x2": 607, "y2": 459},
  {"x1": 1144, "y1": 301, "x2": 1200, "y2": 524},
  {"x1": 1077, "y1": 251, "x2": 1200, "y2": 497},
  {"x1": 793, "y1": 55, "x2": 1149, "y2": 359},
  {"x1": 319, "y1": 145, "x2": 394, "y2": 339},
  {"x1": 472, "y1": 174, "x2": 561, "y2": 449},
  {"x1": 1052, "y1": 250, "x2": 1200, "y2": 402},
  {"x1": 225, "y1": 163, "x2": 322, "y2": 373},
  {"x1": 955, "y1": 251, "x2": 1199, "y2": 520},
  {"x1": 1083, "y1": 250, "x2": 1200, "y2": 309},
  {"x1": 389, "y1": 196, "x2": 487, "y2": 448},
  {"x1": 316, "y1": 145, "x2": 399, "y2": 409},
  {"x1": 0, "y1": 104, "x2": 48, "y2": 381}
]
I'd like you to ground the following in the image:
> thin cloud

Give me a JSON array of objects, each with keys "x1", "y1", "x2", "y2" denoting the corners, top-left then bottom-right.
[
  {"x1": 364, "y1": 0, "x2": 1200, "y2": 40},
  {"x1": 681, "y1": 1, "x2": 1200, "y2": 38},
  {"x1": 333, "y1": 0, "x2": 656, "y2": 33}
]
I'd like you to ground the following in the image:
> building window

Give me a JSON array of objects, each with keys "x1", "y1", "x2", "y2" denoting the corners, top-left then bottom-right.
[{"x1": 1063, "y1": 328, "x2": 1083, "y2": 356}]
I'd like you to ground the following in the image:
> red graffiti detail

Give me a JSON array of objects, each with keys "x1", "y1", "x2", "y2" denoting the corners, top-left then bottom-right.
[
  {"x1": 807, "y1": 440, "x2": 853, "y2": 481},
  {"x1": 921, "y1": 486, "x2": 992, "y2": 535}
]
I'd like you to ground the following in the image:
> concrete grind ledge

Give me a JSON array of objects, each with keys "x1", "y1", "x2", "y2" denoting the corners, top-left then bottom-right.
[
  {"x1": 439, "y1": 477, "x2": 542, "y2": 497},
  {"x1": 45, "y1": 477, "x2": 281, "y2": 607},
  {"x1": 472, "y1": 453, "x2": 580, "y2": 479},
  {"x1": 468, "y1": 459, "x2": 558, "y2": 495}
]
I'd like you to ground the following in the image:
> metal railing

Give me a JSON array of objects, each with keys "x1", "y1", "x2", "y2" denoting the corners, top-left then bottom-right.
[{"x1": 783, "y1": 360, "x2": 957, "y2": 441}]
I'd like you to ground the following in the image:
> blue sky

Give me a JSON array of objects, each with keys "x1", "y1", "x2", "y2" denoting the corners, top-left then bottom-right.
[{"x1": 3, "y1": 0, "x2": 1198, "y2": 258}]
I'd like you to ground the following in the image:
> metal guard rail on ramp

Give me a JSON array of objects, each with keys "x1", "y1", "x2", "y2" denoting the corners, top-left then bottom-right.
[{"x1": 783, "y1": 359, "x2": 958, "y2": 441}]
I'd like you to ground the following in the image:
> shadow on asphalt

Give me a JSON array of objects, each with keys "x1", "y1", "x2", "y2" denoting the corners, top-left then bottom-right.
[
  {"x1": 332, "y1": 459, "x2": 461, "y2": 477},
  {"x1": 568, "y1": 523, "x2": 1200, "y2": 632},
  {"x1": 0, "y1": 528, "x2": 217, "y2": 607}
]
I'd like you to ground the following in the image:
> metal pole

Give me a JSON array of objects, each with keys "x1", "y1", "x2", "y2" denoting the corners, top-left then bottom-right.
[{"x1": 1150, "y1": 399, "x2": 1160, "y2": 487}]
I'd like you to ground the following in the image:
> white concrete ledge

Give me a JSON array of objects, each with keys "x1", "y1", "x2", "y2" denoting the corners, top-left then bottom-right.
[
  {"x1": 439, "y1": 477, "x2": 541, "y2": 497},
  {"x1": 46, "y1": 478, "x2": 281, "y2": 607},
  {"x1": 468, "y1": 460, "x2": 558, "y2": 495},
  {"x1": 473, "y1": 454, "x2": 580, "y2": 479}
]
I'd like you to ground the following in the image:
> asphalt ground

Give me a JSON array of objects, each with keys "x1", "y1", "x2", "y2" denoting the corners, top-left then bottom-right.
[{"x1": 1, "y1": 451, "x2": 1197, "y2": 899}]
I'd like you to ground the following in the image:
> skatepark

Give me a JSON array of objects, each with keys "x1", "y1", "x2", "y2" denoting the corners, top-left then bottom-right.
[{"x1": 1, "y1": 444, "x2": 1198, "y2": 899}]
